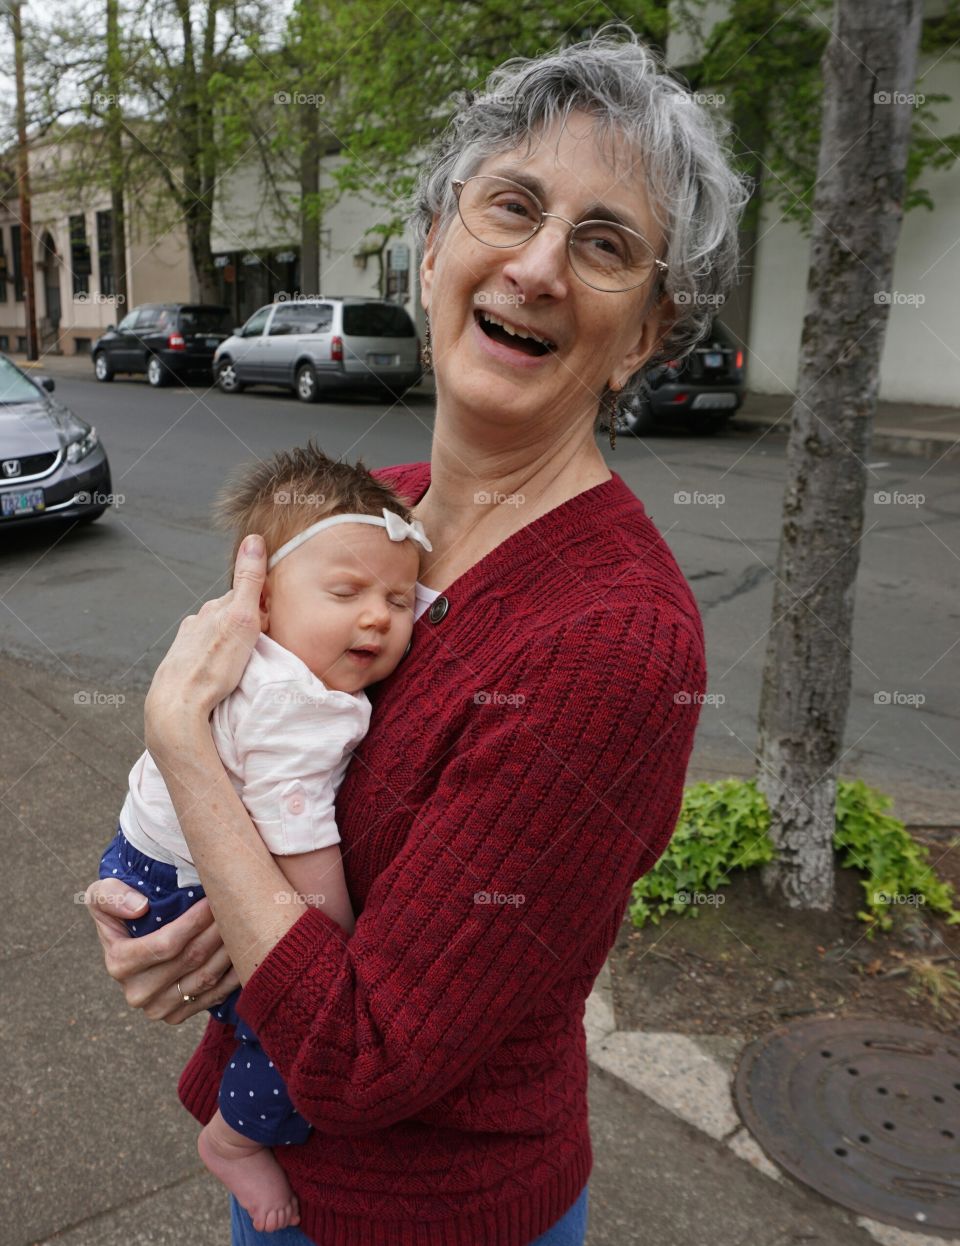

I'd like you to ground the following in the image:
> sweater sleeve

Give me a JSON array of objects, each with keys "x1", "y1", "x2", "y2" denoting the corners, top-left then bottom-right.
[{"x1": 234, "y1": 603, "x2": 706, "y2": 1134}]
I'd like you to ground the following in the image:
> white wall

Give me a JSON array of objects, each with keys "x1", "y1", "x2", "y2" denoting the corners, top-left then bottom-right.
[{"x1": 743, "y1": 57, "x2": 960, "y2": 406}]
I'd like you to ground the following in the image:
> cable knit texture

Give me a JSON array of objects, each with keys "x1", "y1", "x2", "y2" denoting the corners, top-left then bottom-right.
[{"x1": 178, "y1": 460, "x2": 707, "y2": 1246}]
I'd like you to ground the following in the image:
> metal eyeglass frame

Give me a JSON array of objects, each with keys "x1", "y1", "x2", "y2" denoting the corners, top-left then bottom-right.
[{"x1": 451, "y1": 175, "x2": 668, "y2": 292}]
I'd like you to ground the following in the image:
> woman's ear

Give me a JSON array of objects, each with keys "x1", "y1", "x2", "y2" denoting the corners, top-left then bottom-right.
[
  {"x1": 610, "y1": 293, "x2": 677, "y2": 391},
  {"x1": 258, "y1": 583, "x2": 270, "y2": 634},
  {"x1": 419, "y1": 214, "x2": 441, "y2": 310}
]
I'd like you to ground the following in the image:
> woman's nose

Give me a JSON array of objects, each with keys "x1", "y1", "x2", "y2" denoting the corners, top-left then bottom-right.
[{"x1": 500, "y1": 217, "x2": 572, "y2": 300}]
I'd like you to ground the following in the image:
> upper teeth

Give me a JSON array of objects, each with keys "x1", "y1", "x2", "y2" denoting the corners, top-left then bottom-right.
[{"x1": 480, "y1": 311, "x2": 554, "y2": 350}]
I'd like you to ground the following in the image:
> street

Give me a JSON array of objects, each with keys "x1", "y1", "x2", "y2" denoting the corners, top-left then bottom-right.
[{"x1": 2, "y1": 374, "x2": 957, "y2": 821}]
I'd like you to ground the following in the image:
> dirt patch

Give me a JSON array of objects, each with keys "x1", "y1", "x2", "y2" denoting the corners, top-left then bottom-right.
[{"x1": 609, "y1": 828, "x2": 960, "y2": 1042}]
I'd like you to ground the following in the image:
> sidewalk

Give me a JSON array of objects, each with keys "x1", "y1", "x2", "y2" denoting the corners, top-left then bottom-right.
[
  {"x1": 3, "y1": 651, "x2": 953, "y2": 1246},
  {"x1": 11, "y1": 350, "x2": 960, "y2": 461}
]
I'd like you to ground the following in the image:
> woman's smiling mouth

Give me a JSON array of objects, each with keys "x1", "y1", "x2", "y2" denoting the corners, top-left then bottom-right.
[{"x1": 473, "y1": 308, "x2": 558, "y2": 358}]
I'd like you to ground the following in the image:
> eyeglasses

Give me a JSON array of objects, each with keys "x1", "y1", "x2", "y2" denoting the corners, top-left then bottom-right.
[{"x1": 451, "y1": 175, "x2": 668, "y2": 293}]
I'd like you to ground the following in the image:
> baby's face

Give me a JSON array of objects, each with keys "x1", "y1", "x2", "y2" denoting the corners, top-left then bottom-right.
[{"x1": 260, "y1": 523, "x2": 420, "y2": 694}]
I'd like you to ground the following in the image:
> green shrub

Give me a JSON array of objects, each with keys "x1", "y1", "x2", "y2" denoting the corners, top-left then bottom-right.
[{"x1": 628, "y1": 777, "x2": 960, "y2": 936}]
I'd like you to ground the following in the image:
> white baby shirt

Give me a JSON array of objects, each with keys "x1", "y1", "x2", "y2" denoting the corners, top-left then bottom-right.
[{"x1": 119, "y1": 631, "x2": 373, "y2": 888}]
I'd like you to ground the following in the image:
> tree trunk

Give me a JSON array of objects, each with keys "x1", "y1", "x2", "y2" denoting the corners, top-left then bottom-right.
[
  {"x1": 106, "y1": 0, "x2": 128, "y2": 307},
  {"x1": 756, "y1": 0, "x2": 923, "y2": 909},
  {"x1": 299, "y1": 109, "x2": 322, "y2": 295}
]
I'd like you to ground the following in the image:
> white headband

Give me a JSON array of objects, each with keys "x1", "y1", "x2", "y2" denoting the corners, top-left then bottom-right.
[{"x1": 267, "y1": 507, "x2": 433, "y2": 570}]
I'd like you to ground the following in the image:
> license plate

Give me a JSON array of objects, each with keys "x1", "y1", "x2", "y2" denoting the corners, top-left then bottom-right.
[
  {"x1": 690, "y1": 393, "x2": 737, "y2": 410},
  {"x1": 2, "y1": 487, "x2": 45, "y2": 517},
  {"x1": 369, "y1": 354, "x2": 397, "y2": 366},
  {"x1": 205, "y1": 338, "x2": 220, "y2": 348},
  {"x1": 703, "y1": 352, "x2": 724, "y2": 368}
]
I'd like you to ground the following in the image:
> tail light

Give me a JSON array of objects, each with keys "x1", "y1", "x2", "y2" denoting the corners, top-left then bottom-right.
[
  {"x1": 166, "y1": 333, "x2": 185, "y2": 351},
  {"x1": 331, "y1": 335, "x2": 343, "y2": 362},
  {"x1": 735, "y1": 349, "x2": 744, "y2": 369}
]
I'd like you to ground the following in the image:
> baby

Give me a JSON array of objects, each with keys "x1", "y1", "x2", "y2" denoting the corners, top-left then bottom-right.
[{"x1": 98, "y1": 441, "x2": 430, "y2": 1232}]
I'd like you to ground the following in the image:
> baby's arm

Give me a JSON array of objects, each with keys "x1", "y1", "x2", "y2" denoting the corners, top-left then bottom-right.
[{"x1": 274, "y1": 845, "x2": 355, "y2": 936}]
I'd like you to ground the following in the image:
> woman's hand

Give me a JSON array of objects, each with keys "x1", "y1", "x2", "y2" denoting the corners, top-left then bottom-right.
[
  {"x1": 144, "y1": 534, "x2": 266, "y2": 763},
  {"x1": 86, "y1": 877, "x2": 241, "y2": 1023}
]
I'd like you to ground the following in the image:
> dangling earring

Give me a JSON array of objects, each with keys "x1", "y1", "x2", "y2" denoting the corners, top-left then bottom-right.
[
  {"x1": 602, "y1": 386, "x2": 621, "y2": 451},
  {"x1": 421, "y1": 315, "x2": 432, "y2": 373}
]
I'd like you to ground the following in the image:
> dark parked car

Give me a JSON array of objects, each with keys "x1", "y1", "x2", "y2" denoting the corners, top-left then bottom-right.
[
  {"x1": 213, "y1": 297, "x2": 422, "y2": 401},
  {"x1": 614, "y1": 321, "x2": 746, "y2": 435},
  {"x1": 92, "y1": 303, "x2": 232, "y2": 387},
  {"x1": 0, "y1": 354, "x2": 112, "y2": 527}
]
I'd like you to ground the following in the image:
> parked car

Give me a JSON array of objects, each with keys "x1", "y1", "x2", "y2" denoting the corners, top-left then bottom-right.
[
  {"x1": 92, "y1": 303, "x2": 232, "y2": 387},
  {"x1": 614, "y1": 321, "x2": 746, "y2": 435},
  {"x1": 0, "y1": 354, "x2": 112, "y2": 527},
  {"x1": 213, "y1": 297, "x2": 422, "y2": 402}
]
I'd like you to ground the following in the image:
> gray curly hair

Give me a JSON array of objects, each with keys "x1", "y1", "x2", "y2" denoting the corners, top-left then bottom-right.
[{"x1": 408, "y1": 22, "x2": 753, "y2": 421}]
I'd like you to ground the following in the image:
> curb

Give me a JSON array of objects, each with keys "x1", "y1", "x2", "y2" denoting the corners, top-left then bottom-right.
[
  {"x1": 731, "y1": 414, "x2": 958, "y2": 463},
  {"x1": 583, "y1": 964, "x2": 960, "y2": 1246}
]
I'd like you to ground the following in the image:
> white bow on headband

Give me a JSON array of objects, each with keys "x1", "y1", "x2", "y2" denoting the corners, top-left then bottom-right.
[{"x1": 267, "y1": 507, "x2": 433, "y2": 570}]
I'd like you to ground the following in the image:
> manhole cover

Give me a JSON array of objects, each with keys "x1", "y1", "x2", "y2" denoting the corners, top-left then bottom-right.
[{"x1": 734, "y1": 1017, "x2": 960, "y2": 1235}]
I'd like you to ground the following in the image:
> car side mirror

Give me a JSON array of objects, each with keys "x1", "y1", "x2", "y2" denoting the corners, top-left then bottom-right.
[
  {"x1": 40, "y1": 377, "x2": 55, "y2": 393},
  {"x1": 106, "y1": 324, "x2": 115, "y2": 332}
]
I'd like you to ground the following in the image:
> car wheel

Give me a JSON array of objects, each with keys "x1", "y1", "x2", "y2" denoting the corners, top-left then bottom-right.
[
  {"x1": 615, "y1": 391, "x2": 656, "y2": 437},
  {"x1": 93, "y1": 353, "x2": 114, "y2": 383},
  {"x1": 146, "y1": 356, "x2": 171, "y2": 387},
  {"x1": 296, "y1": 363, "x2": 320, "y2": 403},
  {"x1": 216, "y1": 359, "x2": 244, "y2": 394}
]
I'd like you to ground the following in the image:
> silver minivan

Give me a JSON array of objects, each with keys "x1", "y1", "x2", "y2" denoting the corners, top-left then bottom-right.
[{"x1": 213, "y1": 297, "x2": 422, "y2": 402}]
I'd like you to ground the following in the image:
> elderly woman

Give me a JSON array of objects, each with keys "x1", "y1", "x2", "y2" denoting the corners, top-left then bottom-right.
[{"x1": 87, "y1": 25, "x2": 748, "y2": 1246}]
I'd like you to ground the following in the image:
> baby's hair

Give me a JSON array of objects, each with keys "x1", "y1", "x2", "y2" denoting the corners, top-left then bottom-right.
[{"x1": 211, "y1": 438, "x2": 416, "y2": 574}]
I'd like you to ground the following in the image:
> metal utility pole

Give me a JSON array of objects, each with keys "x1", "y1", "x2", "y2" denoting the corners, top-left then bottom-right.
[{"x1": 6, "y1": 0, "x2": 39, "y2": 359}]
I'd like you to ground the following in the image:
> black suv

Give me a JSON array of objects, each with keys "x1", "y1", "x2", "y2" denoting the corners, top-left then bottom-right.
[
  {"x1": 92, "y1": 304, "x2": 232, "y2": 387},
  {"x1": 615, "y1": 321, "x2": 746, "y2": 435}
]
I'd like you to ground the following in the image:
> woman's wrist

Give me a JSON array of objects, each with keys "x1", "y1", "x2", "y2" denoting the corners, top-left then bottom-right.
[{"x1": 144, "y1": 690, "x2": 211, "y2": 772}]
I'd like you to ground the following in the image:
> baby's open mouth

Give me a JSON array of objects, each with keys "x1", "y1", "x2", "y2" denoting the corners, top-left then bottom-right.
[{"x1": 475, "y1": 310, "x2": 556, "y2": 357}]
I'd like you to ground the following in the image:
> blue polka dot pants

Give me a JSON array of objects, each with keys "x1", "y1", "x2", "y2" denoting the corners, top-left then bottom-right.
[{"x1": 99, "y1": 826, "x2": 312, "y2": 1148}]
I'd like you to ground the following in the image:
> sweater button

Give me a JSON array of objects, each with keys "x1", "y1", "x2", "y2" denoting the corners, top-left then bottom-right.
[{"x1": 428, "y1": 596, "x2": 449, "y2": 623}]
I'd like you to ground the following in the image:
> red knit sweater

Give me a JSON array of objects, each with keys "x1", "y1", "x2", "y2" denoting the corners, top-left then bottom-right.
[{"x1": 178, "y1": 460, "x2": 706, "y2": 1245}]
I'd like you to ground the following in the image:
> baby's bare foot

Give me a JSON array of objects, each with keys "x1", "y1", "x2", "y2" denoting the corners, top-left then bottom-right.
[{"x1": 198, "y1": 1110, "x2": 300, "y2": 1233}]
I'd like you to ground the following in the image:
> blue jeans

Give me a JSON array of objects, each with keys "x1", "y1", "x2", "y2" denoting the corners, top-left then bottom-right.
[{"x1": 229, "y1": 1183, "x2": 589, "y2": 1245}]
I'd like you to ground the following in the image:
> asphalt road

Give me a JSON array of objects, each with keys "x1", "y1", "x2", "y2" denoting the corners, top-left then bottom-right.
[{"x1": 2, "y1": 373, "x2": 957, "y2": 821}]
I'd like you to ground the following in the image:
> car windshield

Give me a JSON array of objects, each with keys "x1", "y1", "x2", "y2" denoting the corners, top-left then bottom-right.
[
  {"x1": 342, "y1": 303, "x2": 414, "y2": 338},
  {"x1": 179, "y1": 307, "x2": 232, "y2": 334},
  {"x1": 0, "y1": 356, "x2": 43, "y2": 403}
]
